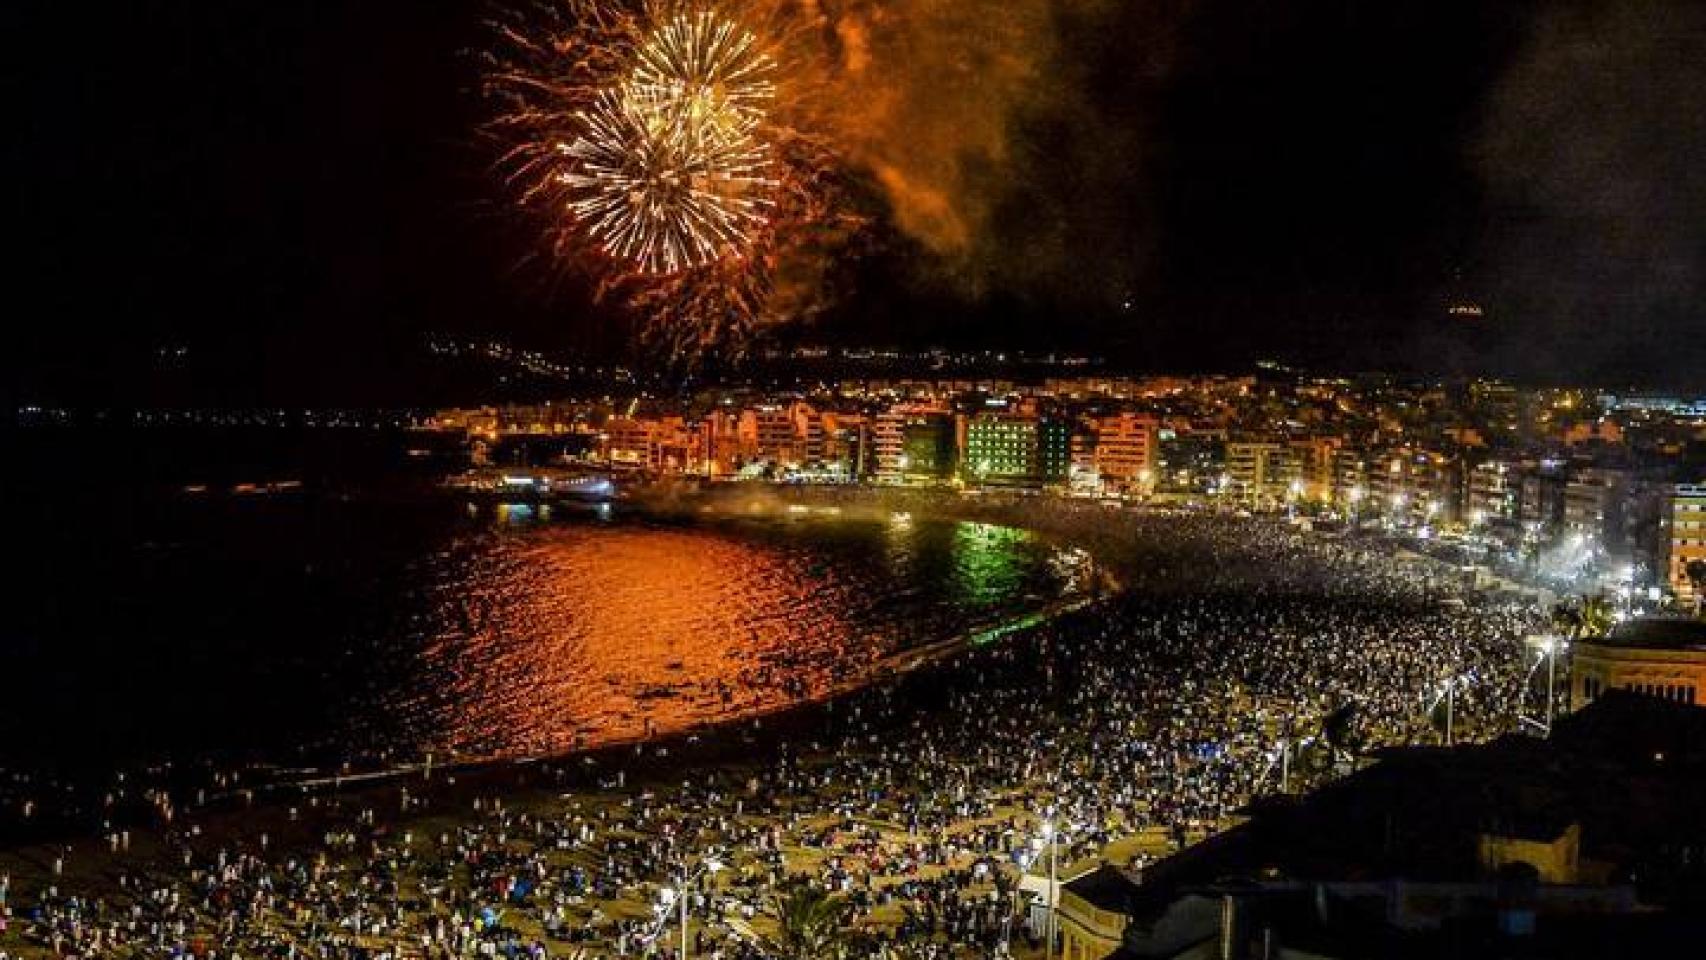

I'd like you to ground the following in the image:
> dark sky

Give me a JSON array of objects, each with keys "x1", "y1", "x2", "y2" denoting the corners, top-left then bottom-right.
[{"x1": 6, "y1": 0, "x2": 1704, "y2": 404}]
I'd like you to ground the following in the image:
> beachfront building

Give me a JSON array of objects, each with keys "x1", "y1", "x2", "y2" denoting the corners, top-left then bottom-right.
[
  {"x1": 872, "y1": 405, "x2": 954, "y2": 484},
  {"x1": 1563, "y1": 467, "x2": 1630, "y2": 554},
  {"x1": 900, "y1": 411, "x2": 958, "y2": 483},
  {"x1": 1288, "y1": 436, "x2": 1340, "y2": 502},
  {"x1": 1467, "y1": 459, "x2": 1522, "y2": 524},
  {"x1": 1664, "y1": 483, "x2": 1706, "y2": 608},
  {"x1": 964, "y1": 413, "x2": 1071, "y2": 489},
  {"x1": 699, "y1": 408, "x2": 756, "y2": 477},
  {"x1": 1572, "y1": 618, "x2": 1706, "y2": 710},
  {"x1": 819, "y1": 410, "x2": 868, "y2": 480},
  {"x1": 1089, "y1": 412, "x2": 1159, "y2": 494},
  {"x1": 751, "y1": 401, "x2": 820, "y2": 469},
  {"x1": 1365, "y1": 446, "x2": 1460, "y2": 526},
  {"x1": 1224, "y1": 438, "x2": 1298, "y2": 507}
]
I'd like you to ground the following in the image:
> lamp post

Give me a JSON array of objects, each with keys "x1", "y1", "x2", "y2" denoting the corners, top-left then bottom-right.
[
  {"x1": 1417, "y1": 672, "x2": 1479, "y2": 746},
  {"x1": 1035, "y1": 812, "x2": 1083, "y2": 960},
  {"x1": 1005, "y1": 813, "x2": 1072, "y2": 960},
  {"x1": 1002, "y1": 840, "x2": 1039, "y2": 958},
  {"x1": 1543, "y1": 637, "x2": 1558, "y2": 733},
  {"x1": 1039, "y1": 819, "x2": 1059, "y2": 960},
  {"x1": 651, "y1": 852, "x2": 726, "y2": 960},
  {"x1": 1272, "y1": 738, "x2": 1298, "y2": 794},
  {"x1": 1445, "y1": 679, "x2": 1454, "y2": 746},
  {"x1": 1519, "y1": 636, "x2": 1566, "y2": 736}
]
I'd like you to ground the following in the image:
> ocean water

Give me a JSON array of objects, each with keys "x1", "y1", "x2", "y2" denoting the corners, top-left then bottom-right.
[{"x1": 0, "y1": 478, "x2": 1093, "y2": 778}]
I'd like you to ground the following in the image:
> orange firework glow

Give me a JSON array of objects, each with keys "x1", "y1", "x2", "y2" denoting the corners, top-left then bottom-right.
[
  {"x1": 483, "y1": 0, "x2": 842, "y2": 362},
  {"x1": 483, "y1": 1, "x2": 1065, "y2": 361}
]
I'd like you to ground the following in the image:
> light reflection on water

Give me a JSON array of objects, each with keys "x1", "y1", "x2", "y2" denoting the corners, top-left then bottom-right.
[{"x1": 376, "y1": 514, "x2": 1093, "y2": 761}]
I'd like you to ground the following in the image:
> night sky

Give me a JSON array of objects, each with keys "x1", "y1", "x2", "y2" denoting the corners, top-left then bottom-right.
[{"x1": 7, "y1": 0, "x2": 1704, "y2": 404}]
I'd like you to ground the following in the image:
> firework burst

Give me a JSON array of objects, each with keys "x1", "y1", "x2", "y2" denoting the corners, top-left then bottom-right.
[
  {"x1": 630, "y1": 9, "x2": 777, "y2": 125},
  {"x1": 483, "y1": 0, "x2": 843, "y2": 362},
  {"x1": 561, "y1": 7, "x2": 780, "y2": 275},
  {"x1": 562, "y1": 83, "x2": 776, "y2": 274}
]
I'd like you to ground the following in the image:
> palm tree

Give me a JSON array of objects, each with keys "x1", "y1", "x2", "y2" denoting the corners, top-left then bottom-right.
[
  {"x1": 1319, "y1": 701, "x2": 1359, "y2": 763},
  {"x1": 1550, "y1": 595, "x2": 1614, "y2": 640},
  {"x1": 1577, "y1": 594, "x2": 1615, "y2": 639},
  {"x1": 1549, "y1": 601, "x2": 1583, "y2": 638},
  {"x1": 773, "y1": 886, "x2": 851, "y2": 960},
  {"x1": 1687, "y1": 559, "x2": 1706, "y2": 618}
]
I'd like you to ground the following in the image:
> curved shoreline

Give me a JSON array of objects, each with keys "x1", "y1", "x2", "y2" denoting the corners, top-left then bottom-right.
[
  {"x1": 245, "y1": 581, "x2": 1113, "y2": 804},
  {"x1": 2, "y1": 484, "x2": 1533, "y2": 960},
  {"x1": 0, "y1": 490, "x2": 1117, "y2": 843},
  {"x1": 227, "y1": 502, "x2": 1120, "y2": 798},
  {"x1": 3, "y1": 482, "x2": 1473, "y2": 852}
]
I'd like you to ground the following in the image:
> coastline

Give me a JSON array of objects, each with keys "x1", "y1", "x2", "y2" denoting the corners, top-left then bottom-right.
[
  {"x1": 0, "y1": 485, "x2": 1122, "y2": 850},
  {"x1": 0, "y1": 487, "x2": 1533, "y2": 960},
  {"x1": 0, "y1": 585, "x2": 1127, "y2": 947}
]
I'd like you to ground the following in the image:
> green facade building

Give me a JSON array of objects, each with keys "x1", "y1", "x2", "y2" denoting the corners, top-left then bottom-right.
[{"x1": 965, "y1": 414, "x2": 1070, "y2": 487}]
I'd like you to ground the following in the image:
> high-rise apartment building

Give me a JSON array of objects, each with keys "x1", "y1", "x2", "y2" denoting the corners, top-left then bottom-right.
[
  {"x1": 965, "y1": 414, "x2": 1070, "y2": 488},
  {"x1": 1665, "y1": 483, "x2": 1706, "y2": 606}
]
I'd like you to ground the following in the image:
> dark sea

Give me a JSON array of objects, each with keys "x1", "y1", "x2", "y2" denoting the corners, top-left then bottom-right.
[{"x1": 0, "y1": 424, "x2": 1093, "y2": 784}]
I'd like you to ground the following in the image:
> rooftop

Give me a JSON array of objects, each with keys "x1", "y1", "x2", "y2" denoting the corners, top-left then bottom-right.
[
  {"x1": 1121, "y1": 693, "x2": 1706, "y2": 917},
  {"x1": 1594, "y1": 617, "x2": 1706, "y2": 652},
  {"x1": 1065, "y1": 863, "x2": 1143, "y2": 913}
]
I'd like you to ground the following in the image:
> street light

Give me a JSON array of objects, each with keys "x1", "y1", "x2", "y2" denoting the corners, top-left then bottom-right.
[
  {"x1": 1426, "y1": 673, "x2": 1474, "y2": 746},
  {"x1": 1002, "y1": 837, "x2": 1042, "y2": 958},
  {"x1": 1038, "y1": 819, "x2": 1061, "y2": 960},
  {"x1": 1520, "y1": 636, "x2": 1566, "y2": 735},
  {"x1": 1265, "y1": 736, "x2": 1314, "y2": 794},
  {"x1": 1540, "y1": 636, "x2": 1560, "y2": 732},
  {"x1": 1004, "y1": 812, "x2": 1076, "y2": 960},
  {"x1": 1346, "y1": 485, "x2": 1365, "y2": 526},
  {"x1": 1037, "y1": 814, "x2": 1084, "y2": 960},
  {"x1": 649, "y1": 851, "x2": 726, "y2": 960}
]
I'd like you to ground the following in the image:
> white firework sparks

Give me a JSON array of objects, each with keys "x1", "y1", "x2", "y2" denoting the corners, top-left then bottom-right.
[{"x1": 559, "y1": 9, "x2": 780, "y2": 274}]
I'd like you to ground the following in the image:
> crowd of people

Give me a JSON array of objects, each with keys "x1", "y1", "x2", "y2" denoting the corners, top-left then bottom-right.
[{"x1": 1, "y1": 510, "x2": 1543, "y2": 960}]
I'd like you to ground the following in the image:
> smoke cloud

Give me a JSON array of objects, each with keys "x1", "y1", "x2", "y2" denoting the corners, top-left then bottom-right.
[
  {"x1": 824, "y1": 0, "x2": 1056, "y2": 255},
  {"x1": 1474, "y1": 0, "x2": 1706, "y2": 382},
  {"x1": 806, "y1": 0, "x2": 1172, "y2": 305}
]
